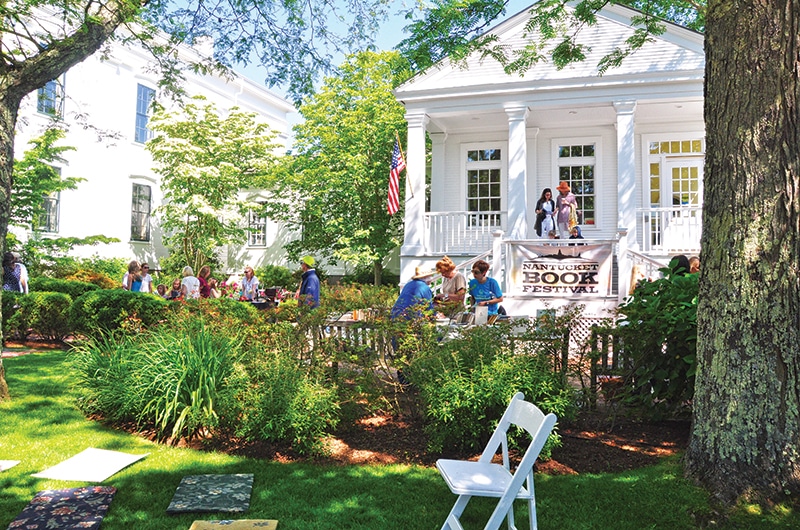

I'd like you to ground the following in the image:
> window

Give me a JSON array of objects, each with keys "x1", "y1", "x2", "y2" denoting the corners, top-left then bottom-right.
[
  {"x1": 131, "y1": 184, "x2": 151, "y2": 241},
  {"x1": 247, "y1": 209, "x2": 268, "y2": 247},
  {"x1": 134, "y1": 84, "x2": 156, "y2": 144},
  {"x1": 646, "y1": 137, "x2": 704, "y2": 207},
  {"x1": 465, "y1": 148, "x2": 503, "y2": 227},
  {"x1": 37, "y1": 79, "x2": 63, "y2": 117},
  {"x1": 38, "y1": 192, "x2": 60, "y2": 233},
  {"x1": 557, "y1": 143, "x2": 596, "y2": 225}
]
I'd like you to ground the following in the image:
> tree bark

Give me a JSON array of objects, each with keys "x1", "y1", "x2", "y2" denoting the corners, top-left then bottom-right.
[{"x1": 686, "y1": 0, "x2": 800, "y2": 503}]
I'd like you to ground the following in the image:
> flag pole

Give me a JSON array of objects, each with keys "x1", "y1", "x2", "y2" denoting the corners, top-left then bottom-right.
[{"x1": 395, "y1": 131, "x2": 413, "y2": 198}]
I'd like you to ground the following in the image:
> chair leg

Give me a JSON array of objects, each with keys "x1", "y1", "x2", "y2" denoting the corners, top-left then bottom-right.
[
  {"x1": 528, "y1": 497, "x2": 537, "y2": 530},
  {"x1": 441, "y1": 495, "x2": 470, "y2": 530}
]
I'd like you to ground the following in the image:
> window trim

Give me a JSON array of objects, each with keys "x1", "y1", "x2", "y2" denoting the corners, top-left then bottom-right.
[
  {"x1": 247, "y1": 207, "x2": 269, "y2": 247},
  {"x1": 460, "y1": 142, "x2": 507, "y2": 226},
  {"x1": 550, "y1": 137, "x2": 602, "y2": 229},
  {"x1": 134, "y1": 84, "x2": 156, "y2": 144},
  {"x1": 38, "y1": 191, "x2": 60, "y2": 233},
  {"x1": 130, "y1": 182, "x2": 152, "y2": 242},
  {"x1": 640, "y1": 132, "x2": 705, "y2": 209},
  {"x1": 37, "y1": 78, "x2": 64, "y2": 117}
]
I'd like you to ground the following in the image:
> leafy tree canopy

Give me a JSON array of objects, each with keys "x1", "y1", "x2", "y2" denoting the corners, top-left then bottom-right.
[
  {"x1": 146, "y1": 96, "x2": 279, "y2": 272},
  {"x1": 398, "y1": 0, "x2": 705, "y2": 74},
  {"x1": 10, "y1": 127, "x2": 82, "y2": 231},
  {"x1": 265, "y1": 51, "x2": 410, "y2": 285}
]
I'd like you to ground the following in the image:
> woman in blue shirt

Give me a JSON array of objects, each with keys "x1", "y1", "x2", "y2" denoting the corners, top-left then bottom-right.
[{"x1": 468, "y1": 260, "x2": 503, "y2": 315}]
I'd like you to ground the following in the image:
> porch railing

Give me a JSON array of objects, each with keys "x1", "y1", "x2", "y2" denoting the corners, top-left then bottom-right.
[
  {"x1": 638, "y1": 206, "x2": 702, "y2": 254},
  {"x1": 424, "y1": 211, "x2": 507, "y2": 255}
]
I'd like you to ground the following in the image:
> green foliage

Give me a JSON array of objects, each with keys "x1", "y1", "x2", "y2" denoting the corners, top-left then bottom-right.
[
  {"x1": 615, "y1": 264, "x2": 698, "y2": 418},
  {"x1": 221, "y1": 344, "x2": 340, "y2": 455},
  {"x1": 28, "y1": 277, "x2": 99, "y2": 299},
  {"x1": 266, "y1": 51, "x2": 408, "y2": 285},
  {"x1": 255, "y1": 264, "x2": 296, "y2": 288},
  {"x1": 399, "y1": 0, "x2": 705, "y2": 76},
  {"x1": 409, "y1": 322, "x2": 575, "y2": 457},
  {"x1": 70, "y1": 290, "x2": 169, "y2": 335},
  {"x1": 2, "y1": 291, "x2": 73, "y2": 341},
  {"x1": 10, "y1": 127, "x2": 82, "y2": 231},
  {"x1": 14, "y1": 238, "x2": 122, "y2": 279},
  {"x1": 340, "y1": 266, "x2": 399, "y2": 286},
  {"x1": 71, "y1": 325, "x2": 242, "y2": 441},
  {"x1": 147, "y1": 96, "x2": 279, "y2": 273}
]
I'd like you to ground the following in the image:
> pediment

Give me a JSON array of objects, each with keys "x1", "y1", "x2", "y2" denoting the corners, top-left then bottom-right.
[{"x1": 396, "y1": 3, "x2": 704, "y2": 97}]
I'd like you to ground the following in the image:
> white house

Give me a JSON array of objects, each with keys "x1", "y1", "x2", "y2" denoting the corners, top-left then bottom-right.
[
  {"x1": 394, "y1": 3, "x2": 704, "y2": 317},
  {"x1": 13, "y1": 33, "x2": 296, "y2": 274}
]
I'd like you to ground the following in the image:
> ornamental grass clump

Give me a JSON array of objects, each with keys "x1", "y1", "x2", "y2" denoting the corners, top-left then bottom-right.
[{"x1": 71, "y1": 324, "x2": 241, "y2": 442}]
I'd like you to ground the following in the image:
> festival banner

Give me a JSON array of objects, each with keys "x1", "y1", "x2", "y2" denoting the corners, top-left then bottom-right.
[{"x1": 506, "y1": 242, "x2": 614, "y2": 298}]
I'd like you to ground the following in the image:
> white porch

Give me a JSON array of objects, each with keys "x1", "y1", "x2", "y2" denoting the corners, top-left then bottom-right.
[{"x1": 421, "y1": 206, "x2": 702, "y2": 257}]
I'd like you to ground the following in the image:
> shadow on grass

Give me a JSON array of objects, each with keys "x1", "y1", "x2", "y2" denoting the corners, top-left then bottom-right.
[{"x1": 1, "y1": 351, "x2": 798, "y2": 530}]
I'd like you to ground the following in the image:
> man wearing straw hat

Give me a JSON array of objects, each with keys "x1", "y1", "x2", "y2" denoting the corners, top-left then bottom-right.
[{"x1": 390, "y1": 266, "x2": 435, "y2": 320}]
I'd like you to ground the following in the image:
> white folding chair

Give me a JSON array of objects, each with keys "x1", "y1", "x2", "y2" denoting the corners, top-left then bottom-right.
[{"x1": 436, "y1": 392, "x2": 557, "y2": 530}]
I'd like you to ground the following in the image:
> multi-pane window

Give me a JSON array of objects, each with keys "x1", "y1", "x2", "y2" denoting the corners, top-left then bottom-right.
[
  {"x1": 39, "y1": 192, "x2": 60, "y2": 233},
  {"x1": 134, "y1": 84, "x2": 156, "y2": 144},
  {"x1": 647, "y1": 138, "x2": 704, "y2": 207},
  {"x1": 247, "y1": 209, "x2": 268, "y2": 247},
  {"x1": 131, "y1": 184, "x2": 151, "y2": 241},
  {"x1": 557, "y1": 143, "x2": 596, "y2": 225},
  {"x1": 466, "y1": 148, "x2": 502, "y2": 227},
  {"x1": 37, "y1": 80, "x2": 62, "y2": 117}
]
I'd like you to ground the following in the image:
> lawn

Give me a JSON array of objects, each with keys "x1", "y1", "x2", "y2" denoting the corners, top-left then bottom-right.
[{"x1": 1, "y1": 350, "x2": 797, "y2": 529}]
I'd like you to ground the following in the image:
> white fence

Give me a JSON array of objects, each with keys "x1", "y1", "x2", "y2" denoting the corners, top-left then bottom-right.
[
  {"x1": 638, "y1": 206, "x2": 702, "y2": 254},
  {"x1": 424, "y1": 211, "x2": 507, "y2": 255}
]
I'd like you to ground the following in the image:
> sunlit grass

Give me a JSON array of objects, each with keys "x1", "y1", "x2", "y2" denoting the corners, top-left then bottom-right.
[{"x1": 1, "y1": 350, "x2": 798, "y2": 529}]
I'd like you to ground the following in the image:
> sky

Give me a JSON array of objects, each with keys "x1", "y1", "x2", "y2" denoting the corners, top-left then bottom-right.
[{"x1": 235, "y1": 0, "x2": 532, "y2": 125}]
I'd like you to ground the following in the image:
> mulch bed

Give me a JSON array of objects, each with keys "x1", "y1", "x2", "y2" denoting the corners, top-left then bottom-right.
[{"x1": 3, "y1": 342, "x2": 690, "y2": 474}]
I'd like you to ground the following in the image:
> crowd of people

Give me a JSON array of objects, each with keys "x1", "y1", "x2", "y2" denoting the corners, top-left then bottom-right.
[{"x1": 117, "y1": 256, "x2": 321, "y2": 308}]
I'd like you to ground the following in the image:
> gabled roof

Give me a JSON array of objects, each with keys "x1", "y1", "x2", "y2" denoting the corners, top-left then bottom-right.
[{"x1": 396, "y1": 2, "x2": 704, "y2": 99}]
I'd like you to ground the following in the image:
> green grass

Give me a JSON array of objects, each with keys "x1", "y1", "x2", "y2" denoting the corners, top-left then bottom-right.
[{"x1": 1, "y1": 350, "x2": 798, "y2": 529}]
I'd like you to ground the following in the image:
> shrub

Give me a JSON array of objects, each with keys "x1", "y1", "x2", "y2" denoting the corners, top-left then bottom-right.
[
  {"x1": 2, "y1": 291, "x2": 26, "y2": 340},
  {"x1": 70, "y1": 289, "x2": 169, "y2": 334},
  {"x1": 2, "y1": 291, "x2": 73, "y2": 341},
  {"x1": 65, "y1": 270, "x2": 118, "y2": 289},
  {"x1": 614, "y1": 265, "x2": 698, "y2": 418},
  {"x1": 29, "y1": 277, "x2": 99, "y2": 299},
  {"x1": 255, "y1": 264, "x2": 296, "y2": 288},
  {"x1": 220, "y1": 339, "x2": 339, "y2": 455},
  {"x1": 409, "y1": 323, "x2": 575, "y2": 458},
  {"x1": 71, "y1": 325, "x2": 241, "y2": 441}
]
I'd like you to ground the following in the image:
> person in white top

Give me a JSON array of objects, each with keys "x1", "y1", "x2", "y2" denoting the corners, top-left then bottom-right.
[
  {"x1": 180, "y1": 265, "x2": 201, "y2": 299},
  {"x1": 139, "y1": 263, "x2": 154, "y2": 293},
  {"x1": 240, "y1": 266, "x2": 259, "y2": 300},
  {"x1": 11, "y1": 253, "x2": 28, "y2": 294}
]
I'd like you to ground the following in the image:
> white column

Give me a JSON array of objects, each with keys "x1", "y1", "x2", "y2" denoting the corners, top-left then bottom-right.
[
  {"x1": 401, "y1": 111, "x2": 429, "y2": 259},
  {"x1": 429, "y1": 132, "x2": 447, "y2": 211},
  {"x1": 614, "y1": 100, "x2": 637, "y2": 249},
  {"x1": 505, "y1": 105, "x2": 529, "y2": 239}
]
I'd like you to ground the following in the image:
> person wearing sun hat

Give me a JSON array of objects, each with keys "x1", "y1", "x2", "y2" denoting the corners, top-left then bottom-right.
[
  {"x1": 390, "y1": 266, "x2": 435, "y2": 320},
  {"x1": 296, "y1": 255, "x2": 320, "y2": 308},
  {"x1": 555, "y1": 180, "x2": 579, "y2": 239}
]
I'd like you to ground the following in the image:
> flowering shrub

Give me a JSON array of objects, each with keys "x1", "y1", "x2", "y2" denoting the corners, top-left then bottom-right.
[{"x1": 219, "y1": 281, "x2": 239, "y2": 299}]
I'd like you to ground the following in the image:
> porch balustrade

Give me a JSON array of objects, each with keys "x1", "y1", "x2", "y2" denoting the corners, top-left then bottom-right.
[
  {"x1": 637, "y1": 206, "x2": 702, "y2": 254},
  {"x1": 424, "y1": 211, "x2": 507, "y2": 255}
]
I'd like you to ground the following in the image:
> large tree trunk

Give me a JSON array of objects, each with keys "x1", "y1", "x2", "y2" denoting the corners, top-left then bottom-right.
[
  {"x1": 685, "y1": 0, "x2": 800, "y2": 503},
  {"x1": 0, "y1": 0, "x2": 139, "y2": 399}
]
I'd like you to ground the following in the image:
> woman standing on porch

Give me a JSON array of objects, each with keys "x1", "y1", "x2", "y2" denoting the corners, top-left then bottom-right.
[
  {"x1": 555, "y1": 180, "x2": 579, "y2": 239},
  {"x1": 534, "y1": 188, "x2": 556, "y2": 238}
]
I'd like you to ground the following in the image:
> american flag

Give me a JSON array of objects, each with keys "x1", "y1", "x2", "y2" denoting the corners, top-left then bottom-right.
[{"x1": 388, "y1": 139, "x2": 406, "y2": 215}]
